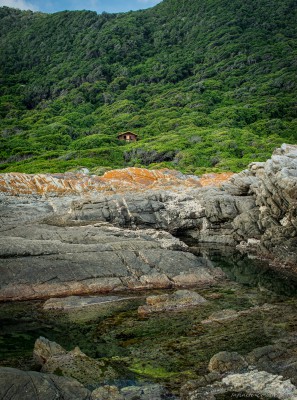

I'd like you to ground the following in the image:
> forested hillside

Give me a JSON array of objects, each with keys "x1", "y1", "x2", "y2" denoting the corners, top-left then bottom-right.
[{"x1": 0, "y1": 0, "x2": 296, "y2": 174}]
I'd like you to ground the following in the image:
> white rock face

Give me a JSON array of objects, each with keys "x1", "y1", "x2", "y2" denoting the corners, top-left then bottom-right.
[{"x1": 222, "y1": 370, "x2": 297, "y2": 400}]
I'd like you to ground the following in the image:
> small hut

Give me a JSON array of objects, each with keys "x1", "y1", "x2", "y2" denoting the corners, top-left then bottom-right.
[{"x1": 117, "y1": 131, "x2": 138, "y2": 142}]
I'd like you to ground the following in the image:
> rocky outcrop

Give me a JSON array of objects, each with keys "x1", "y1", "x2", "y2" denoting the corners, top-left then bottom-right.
[
  {"x1": 0, "y1": 167, "x2": 204, "y2": 196},
  {"x1": 0, "y1": 221, "x2": 224, "y2": 301},
  {"x1": 221, "y1": 370, "x2": 297, "y2": 400},
  {"x1": 182, "y1": 341, "x2": 297, "y2": 400},
  {"x1": 0, "y1": 168, "x2": 234, "y2": 196},
  {"x1": 67, "y1": 188, "x2": 255, "y2": 244},
  {"x1": 32, "y1": 338, "x2": 178, "y2": 399},
  {"x1": 235, "y1": 144, "x2": 297, "y2": 273},
  {"x1": 33, "y1": 337, "x2": 118, "y2": 385},
  {"x1": 0, "y1": 145, "x2": 296, "y2": 301},
  {"x1": 186, "y1": 370, "x2": 297, "y2": 400},
  {"x1": 0, "y1": 367, "x2": 91, "y2": 400},
  {"x1": 34, "y1": 336, "x2": 66, "y2": 366},
  {"x1": 0, "y1": 364, "x2": 175, "y2": 400},
  {"x1": 208, "y1": 351, "x2": 247, "y2": 374}
]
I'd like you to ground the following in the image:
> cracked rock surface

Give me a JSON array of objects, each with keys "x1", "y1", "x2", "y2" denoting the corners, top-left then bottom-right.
[
  {"x1": 0, "y1": 217, "x2": 224, "y2": 301},
  {"x1": 0, "y1": 144, "x2": 296, "y2": 301},
  {"x1": 0, "y1": 367, "x2": 91, "y2": 400}
]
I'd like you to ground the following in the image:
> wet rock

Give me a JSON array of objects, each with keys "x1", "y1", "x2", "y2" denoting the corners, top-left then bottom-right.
[
  {"x1": 201, "y1": 304, "x2": 276, "y2": 324},
  {"x1": 34, "y1": 337, "x2": 116, "y2": 386},
  {"x1": 33, "y1": 336, "x2": 66, "y2": 365},
  {"x1": 222, "y1": 370, "x2": 297, "y2": 400},
  {"x1": 247, "y1": 344, "x2": 289, "y2": 367},
  {"x1": 187, "y1": 370, "x2": 297, "y2": 400},
  {"x1": 43, "y1": 295, "x2": 140, "y2": 311},
  {"x1": 208, "y1": 351, "x2": 248, "y2": 373},
  {"x1": 180, "y1": 373, "x2": 221, "y2": 400},
  {"x1": 120, "y1": 384, "x2": 175, "y2": 400},
  {"x1": 138, "y1": 289, "x2": 207, "y2": 315},
  {"x1": 92, "y1": 385, "x2": 124, "y2": 400},
  {"x1": 0, "y1": 366, "x2": 91, "y2": 400},
  {"x1": 1, "y1": 145, "x2": 297, "y2": 302},
  {"x1": 201, "y1": 309, "x2": 240, "y2": 324},
  {"x1": 246, "y1": 344, "x2": 297, "y2": 385}
]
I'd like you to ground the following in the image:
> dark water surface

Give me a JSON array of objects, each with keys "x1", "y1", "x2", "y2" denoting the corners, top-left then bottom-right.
[{"x1": 0, "y1": 246, "x2": 296, "y2": 394}]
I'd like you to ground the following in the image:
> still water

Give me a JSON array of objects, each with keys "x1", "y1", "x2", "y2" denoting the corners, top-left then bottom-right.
[{"x1": 0, "y1": 246, "x2": 296, "y2": 396}]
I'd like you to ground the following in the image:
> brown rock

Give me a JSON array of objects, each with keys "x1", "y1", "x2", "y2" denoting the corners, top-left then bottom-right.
[
  {"x1": 208, "y1": 351, "x2": 248, "y2": 373},
  {"x1": 0, "y1": 367, "x2": 91, "y2": 400},
  {"x1": 34, "y1": 337, "x2": 117, "y2": 386},
  {"x1": 33, "y1": 336, "x2": 67, "y2": 366},
  {"x1": 92, "y1": 386, "x2": 124, "y2": 400},
  {"x1": 138, "y1": 290, "x2": 207, "y2": 315}
]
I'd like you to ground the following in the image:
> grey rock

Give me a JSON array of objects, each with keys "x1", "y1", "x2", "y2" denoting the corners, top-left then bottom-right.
[
  {"x1": 0, "y1": 222, "x2": 223, "y2": 301},
  {"x1": 43, "y1": 295, "x2": 140, "y2": 311},
  {"x1": 237, "y1": 143, "x2": 297, "y2": 272},
  {"x1": 0, "y1": 366, "x2": 91, "y2": 400},
  {"x1": 92, "y1": 385, "x2": 124, "y2": 400},
  {"x1": 246, "y1": 344, "x2": 297, "y2": 385},
  {"x1": 208, "y1": 351, "x2": 248, "y2": 373},
  {"x1": 120, "y1": 384, "x2": 176, "y2": 400},
  {"x1": 34, "y1": 336, "x2": 66, "y2": 365},
  {"x1": 187, "y1": 370, "x2": 297, "y2": 400},
  {"x1": 138, "y1": 289, "x2": 207, "y2": 315},
  {"x1": 222, "y1": 169, "x2": 258, "y2": 196},
  {"x1": 180, "y1": 373, "x2": 221, "y2": 400},
  {"x1": 1, "y1": 144, "x2": 297, "y2": 301},
  {"x1": 222, "y1": 370, "x2": 297, "y2": 400},
  {"x1": 34, "y1": 337, "x2": 116, "y2": 386}
]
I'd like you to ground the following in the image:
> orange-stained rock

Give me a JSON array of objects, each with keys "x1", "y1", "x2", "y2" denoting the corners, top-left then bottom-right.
[
  {"x1": 0, "y1": 168, "x2": 233, "y2": 197},
  {"x1": 200, "y1": 172, "x2": 234, "y2": 187}
]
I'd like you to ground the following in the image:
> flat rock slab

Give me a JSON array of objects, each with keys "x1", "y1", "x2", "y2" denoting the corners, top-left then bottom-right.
[
  {"x1": 201, "y1": 304, "x2": 276, "y2": 324},
  {"x1": 138, "y1": 289, "x2": 207, "y2": 315},
  {"x1": 0, "y1": 223, "x2": 223, "y2": 301},
  {"x1": 43, "y1": 295, "x2": 141, "y2": 310},
  {"x1": 0, "y1": 220, "x2": 224, "y2": 301}
]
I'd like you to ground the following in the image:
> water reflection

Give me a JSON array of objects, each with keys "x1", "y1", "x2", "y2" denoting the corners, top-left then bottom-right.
[
  {"x1": 0, "y1": 244, "x2": 296, "y2": 396},
  {"x1": 187, "y1": 242, "x2": 297, "y2": 297}
]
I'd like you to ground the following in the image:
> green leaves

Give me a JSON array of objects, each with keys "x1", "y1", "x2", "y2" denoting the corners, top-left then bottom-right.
[{"x1": 0, "y1": 0, "x2": 296, "y2": 174}]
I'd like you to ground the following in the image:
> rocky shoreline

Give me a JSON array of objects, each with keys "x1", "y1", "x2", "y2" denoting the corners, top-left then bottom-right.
[
  {"x1": 2, "y1": 320, "x2": 297, "y2": 400},
  {"x1": 0, "y1": 144, "x2": 296, "y2": 301}
]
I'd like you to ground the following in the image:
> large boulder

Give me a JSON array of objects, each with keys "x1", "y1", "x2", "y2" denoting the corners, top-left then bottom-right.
[
  {"x1": 0, "y1": 367, "x2": 91, "y2": 400},
  {"x1": 34, "y1": 336, "x2": 66, "y2": 365},
  {"x1": 208, "y1": 351, "x2": 247, "y2": 374},
  {"x1": 34, "y1": 337, "x2": 116, "y2": 386}
]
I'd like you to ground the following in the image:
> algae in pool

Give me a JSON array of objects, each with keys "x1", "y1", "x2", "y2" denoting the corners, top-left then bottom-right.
[{"x1": 0, "y1": 249, "x2": 297, "y2": 395}]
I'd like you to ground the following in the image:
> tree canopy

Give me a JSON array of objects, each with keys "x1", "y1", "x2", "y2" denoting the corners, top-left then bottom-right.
[{"x1": 0, "y1": 0, "x2": 296, "y2": 174}]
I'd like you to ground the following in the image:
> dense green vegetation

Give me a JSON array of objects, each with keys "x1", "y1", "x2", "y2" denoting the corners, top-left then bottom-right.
[{"x1": 0, "y1": 0, "x2": 296, "y2": 174}]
